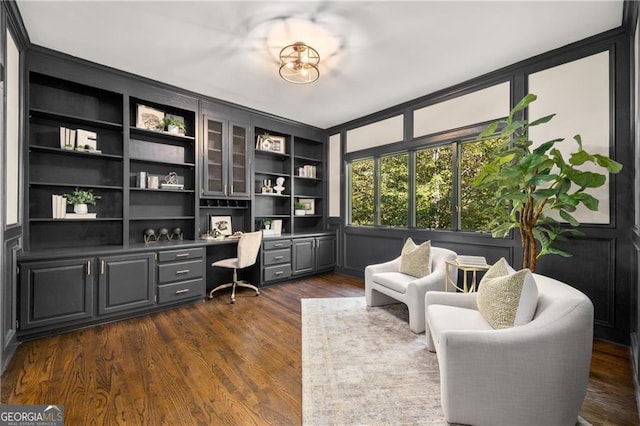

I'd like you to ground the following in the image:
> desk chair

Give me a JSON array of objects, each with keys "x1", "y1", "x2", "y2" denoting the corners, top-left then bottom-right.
[{"x1": 208, "y1": 231, "x2": 262, "y2": 304}]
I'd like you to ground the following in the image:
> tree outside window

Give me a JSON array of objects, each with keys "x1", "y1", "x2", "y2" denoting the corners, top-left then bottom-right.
[
  {"x1": 350, "y1": 158, "x2": 375, "y2": 225},
  {"x1": 459, "y1": 137, "x2": 504, "y2": 231},
  {"x1": 380, "y1": 153, "x2": 409, "y2": 227},
  {"x1": 415, "y1": 145, "x2": 453, "y2": 229}
]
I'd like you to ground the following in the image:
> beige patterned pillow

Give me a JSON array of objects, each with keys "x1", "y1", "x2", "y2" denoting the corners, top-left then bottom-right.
[
  {"x1": 399, "y1": 238, "x2": 431, "y2": 278},
  {"x1": 477, "y1": 258, "x2": 537, "y2": 329}
]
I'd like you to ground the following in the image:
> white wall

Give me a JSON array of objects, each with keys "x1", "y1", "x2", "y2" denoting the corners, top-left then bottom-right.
[
  {"x1": 345, "y1": 115, "x2": 403, "y2": 153},
  {"x1": 528, "y1": 51, "x2": 611, "y2": 224},
  {"x1": 413, "y1": 82, "x2": 510, "y2": 137},
  {"x1": 328, "y1": 133, "x2": 341, "y2": 217},
  {"x1": 6, "y1": 30, "x2": 19, "y2": 226}
]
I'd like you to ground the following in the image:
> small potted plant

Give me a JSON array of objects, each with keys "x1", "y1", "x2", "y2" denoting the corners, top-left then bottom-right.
[
  {"x1": 160, "y1": 117, "x2": 186, "y2": 135},
  {"x1": 294, "y1": 201, "x2": 306, "y2": 216},
  {"x1": 262, "y1": 219, "x2": 271, "y2": 230},
  {"x1": 64, "y1": 188, "x2": 101, "y2": 214}
]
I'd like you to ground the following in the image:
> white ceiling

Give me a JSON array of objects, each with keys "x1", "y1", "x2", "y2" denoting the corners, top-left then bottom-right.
[{"x1": 16, "y1": 1, "x2": 624, "y2": 129}]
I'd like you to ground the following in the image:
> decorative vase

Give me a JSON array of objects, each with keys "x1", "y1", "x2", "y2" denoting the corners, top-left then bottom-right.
[
  {"x1": 295, "y1": 209, "x2": 306, "y2": 216},
  {"x1": 74, "y1": 203, "x2": 88, "y2": 214}
]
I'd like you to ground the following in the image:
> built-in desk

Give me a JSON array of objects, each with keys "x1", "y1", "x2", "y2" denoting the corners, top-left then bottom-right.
[{"x1": 16, "y1": 232, "x2": 335, "y2": 340}]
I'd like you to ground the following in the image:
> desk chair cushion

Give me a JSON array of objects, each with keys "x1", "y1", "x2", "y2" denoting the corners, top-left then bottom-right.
[
  {"x1": 212, "y1": 258, "x2": 239, "y2": 269},
  {"x1": 236, "y1": 231, "x2": 262, "y2": 269}
]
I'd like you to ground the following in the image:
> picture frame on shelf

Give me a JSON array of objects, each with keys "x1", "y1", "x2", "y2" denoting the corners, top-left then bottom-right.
[
  {"x1": 256, "y1": 134, "x2": 286, "y2": 154},
  {"x1": 299, "y1": 198, "x2": 315, "y2": 215},
  {"x1": 136, "y1": 104, "x2": 165, "y2": 131},
  {"x1": 211, "y1": 216, "x2": 233, "y2": 236}
]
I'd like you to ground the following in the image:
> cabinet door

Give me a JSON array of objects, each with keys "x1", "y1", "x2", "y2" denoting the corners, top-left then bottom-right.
[
  {"x1": 98, "y1": 253, "x2": 155, "y2": 315},
  {"x1": 203, "y1": 117, "x2": 227, "y2": 196},
  {"x1": 2, "y1": 238, "x2": 20, "y2": 367},
  {"x1": 292, "y1": 238, "x2": 315, "y2": 275},
  {"x1": 228, "y1": 122, "x2": 250, "y2": 198},
  {"x1": 315, "y1": 236, "x2": 336, "y2": 271},
  {"x1": 20, "y1": 258, "x2": 94, "y2": 330}
]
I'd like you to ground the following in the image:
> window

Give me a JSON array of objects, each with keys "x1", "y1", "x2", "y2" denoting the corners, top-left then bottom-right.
[
  {"x1": 348, "y1": 131, "x2": 506, "y2": 232},
  {"x1": 459, "y1": 137, "x2": 504, "y2": 231},
  {"x1": 415, "y1": 146, "x2": 452, "y2": 229},
  {"x1": 380, "y1": 153, "x2": 409, "y2": 227},
  {"x1": 350, "y1": 158, "x2": 375, "y2": 226}
]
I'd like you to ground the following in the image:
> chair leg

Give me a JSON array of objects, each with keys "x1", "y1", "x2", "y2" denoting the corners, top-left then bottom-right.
[{"x1": 208, "y1": 268, "x2": 258, "y2": 303}]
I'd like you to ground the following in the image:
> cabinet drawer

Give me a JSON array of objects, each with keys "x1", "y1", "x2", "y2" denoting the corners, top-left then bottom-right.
[
  {"x1": 264, "y1": 240, "x2": 291, "y2": 250},
  {"x1": 158, "y1": 278, "x2": 204, "y2": 304},
  {"x1": 263, "y1": 264, "x2": 291, "y2": 282},
  {"x1": 158, "y1": 259, "x2": 203, "y2": 284},
  {"x1": 263, "y1": 248, "x2": 291, "y2": 266},
  {"x1": 157, "y1": 248, "x2": 204, "y2": 263}
]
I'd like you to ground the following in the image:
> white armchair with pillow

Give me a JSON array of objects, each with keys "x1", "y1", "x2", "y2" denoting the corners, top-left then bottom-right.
[
  {"x1": 365, "y1": 238, "x2": 457, "y2": 333},
  {"x1": 425, "y1": 258, "x2": 594, "y2": 426}
]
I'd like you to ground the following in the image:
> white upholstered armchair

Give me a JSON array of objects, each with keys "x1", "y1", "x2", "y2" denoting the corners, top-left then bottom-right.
[
  {"x1": 364, "y1": 246, "x2": 457, "y2": 333},
  {"x1": 425, "y1": 274, "x2": 594, "y2": 426}
]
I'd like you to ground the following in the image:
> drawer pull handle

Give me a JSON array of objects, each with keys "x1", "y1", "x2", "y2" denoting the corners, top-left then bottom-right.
[
  {"x1": 274, "y1": 256, "x2": 284, "y2": 260},
  {"x1": 175, "y1": 289, "x2": 190, "y2": 294},
  {"x1": 175, "y1": 253, "x2": 190, "y2": 258},
  {"x1": 274, "y1": 244, "x2": 283, "y2": 247},
  {"x1": 176, "y1": 269, "x2": 190, "y2": 275},
  {"x1": 274, "y1": 271, "x2": 284, "y2": 276}
]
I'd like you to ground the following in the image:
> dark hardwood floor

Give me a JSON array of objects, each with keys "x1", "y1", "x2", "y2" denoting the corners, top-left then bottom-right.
[{"x1": 1, "y1": 273, "x2": 638, "y2": 425}]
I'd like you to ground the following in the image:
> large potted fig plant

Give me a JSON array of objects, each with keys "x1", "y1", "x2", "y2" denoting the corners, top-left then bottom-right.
[{"x1": 473, "y1": 94, "x2": 622, "y2": 272}]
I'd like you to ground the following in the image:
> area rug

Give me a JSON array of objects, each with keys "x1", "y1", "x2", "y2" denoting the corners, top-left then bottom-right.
[
  {"x1": 301, "y1": 296, "x2": 445, "y2": 425},
  {"x1": 301, "y1": 296, "x2": 593, "y2": 426}
]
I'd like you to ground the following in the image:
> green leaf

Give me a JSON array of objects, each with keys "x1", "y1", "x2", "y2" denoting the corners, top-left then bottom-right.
[
  {"x1": 531, "y1": 188, "x2": 557, "y2": 199},
  {"x1": 528, "y1": 114, "x2": 555, "y2": 128},
  {"x1": 500, "y1": 120, "x2": 528, "y2": 138},
  {"x1": 532, "y1": 138, "x2": 562, "y2": 155},
  {"x1": 593, "y1": 154, "x2": 623, "y2": 173},
  {"x1": 478, "y1": 121, "x2": 499, "y2": 139},
  {"x1": 528, "y1": 174, "x2": 557, "y2": 186},
  {"x1": 509, "y1": 93, "x2": 537, "y2": 121},
  {"x1": 573, "y1": 134, "x2": 583, "y2": 150},
  {"x1": 569, "y1": 150, "x2": 593, "y2": 166},
  {"x1": 559, "y1": 210, "x2": 579, "y2": 226},
  {"x1": 569, "y1": 171, "x2": 606, "y2": 188},
  {"x1": 491, "y1": 222, "x2": 516, "y2": 238},
  {"x1": 575, "y1": 192, "x2": 599, "y2": 210}
]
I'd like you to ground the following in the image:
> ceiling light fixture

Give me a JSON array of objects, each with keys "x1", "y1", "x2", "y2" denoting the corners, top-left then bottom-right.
[{"x1": 279, "y1": 41, "x2": 320, "y2": 84}]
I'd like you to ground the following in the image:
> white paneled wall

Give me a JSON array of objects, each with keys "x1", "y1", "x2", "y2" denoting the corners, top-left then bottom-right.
[
  {"x1": 328, "y1": 133, "x2": 341, "y2": 217},
  {"x1": 345, "y1": 115, "x2": 403, "y2": 153},
  {"x1": 413, "y1": 82, "x2": 510, "y2": 137},
  {"x1": 529, "y1": 51, "x2": 611, "y2": 224}
]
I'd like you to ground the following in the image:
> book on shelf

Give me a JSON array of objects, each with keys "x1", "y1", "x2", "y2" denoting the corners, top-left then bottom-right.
[
  {"x1": 59, "y1": 127, "x2": 76, "y2": 150},
  {"x1": 160, "y1": 183, "x2": 184, "y2": 190},
  {"x1": 64, "y1": 213, "x2": 97, "y2": 219},
  {"x1": 51, "y1": 194, "x2": 67, "y2": 219},
  {"x1": 456, "y1": 255, "x2": 489, "y2": 268}
]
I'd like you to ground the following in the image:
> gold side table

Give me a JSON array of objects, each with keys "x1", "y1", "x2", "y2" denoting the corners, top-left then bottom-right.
[{"x1": 445, "y1": 260, "x2": 491, "y2": 292}]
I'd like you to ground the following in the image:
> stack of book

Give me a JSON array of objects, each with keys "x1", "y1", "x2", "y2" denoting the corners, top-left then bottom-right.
[
  {"x1": 51, "y1": 195, "x2": 67, "y2": 218},
  {"x1": 456, "y1": 255, "x2": 489, "y2": 268}
]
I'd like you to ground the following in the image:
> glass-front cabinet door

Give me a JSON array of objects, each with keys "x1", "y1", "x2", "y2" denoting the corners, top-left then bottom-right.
[
  {"x1": 202, "y1": 116, "x2": 250, "y2": 198},
  {"x1": 203, "y1": 117, "x2": 226, "y2": 196}
]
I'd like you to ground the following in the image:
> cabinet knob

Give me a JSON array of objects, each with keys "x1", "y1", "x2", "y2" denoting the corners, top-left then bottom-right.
[
  {"x1": 274, "y1": 256, "x2": 284, "y2": 260},
  {"x1": 175, "y1": 289, "x2": 190, "y2": 294},
  {"x1": 176, "y1": 269, "x2": 190, "y2": 275},
  {"x1": 275, "y1": 271, "x2": 283, "y2": 276},
  {"x1": 175, "y1": 253, "x2": 190, "y2": 258}
]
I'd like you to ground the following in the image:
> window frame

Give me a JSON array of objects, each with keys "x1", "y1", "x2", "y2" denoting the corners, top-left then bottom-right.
[{"x1": 346, "y1": 122, "x2": 501, "y2": 234}]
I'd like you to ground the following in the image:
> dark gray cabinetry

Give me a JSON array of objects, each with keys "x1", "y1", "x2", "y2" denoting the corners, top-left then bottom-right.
[
  {"x1": 156, "y1": 247, "x2": 205, "y2": 304},
  {"x1": 292, "y1": 238, "x2": 315, "y2": 275},
  {"x1": 98, "y1": 253, "x2": 155, "y2": 315},
  {"x1": 292, "y1": 235, "x2": 336, "y2": 275},
  {"x1": 262, "y1": 239, "x2": 292, "y2": 283},
  {"x1": 262, "y1": 234, "x2": 335, "y2": 284},
  {"x1": 20, "y1": 258, "x2": 94, "y2": 330},
  {"x1": 202, "y1": 115, "x2": 250, "y2": 199}
]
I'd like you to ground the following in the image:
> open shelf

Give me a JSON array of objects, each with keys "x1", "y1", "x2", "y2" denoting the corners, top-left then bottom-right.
[
  {"x1": 30, "y1": 108, "x2": 123, "y2": 130},
  {"x1": 29, "y1": 145, "x2": 123, "y2": 160}
]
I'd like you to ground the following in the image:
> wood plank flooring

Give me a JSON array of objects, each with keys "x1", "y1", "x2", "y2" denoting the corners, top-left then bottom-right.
[{"x1": 1, "y1": 273, "x2": 638, "y2": 425}]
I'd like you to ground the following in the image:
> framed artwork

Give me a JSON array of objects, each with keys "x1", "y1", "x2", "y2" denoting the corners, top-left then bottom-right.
[
  {"x1": 136, "y1": 104, "x2": 165, "y2": 131},
  {"x1": 211, "y1": 215, "x2": 233, "y2": 236},
  {"x1": 256, "y1": 134, "x2": 286, "y2": 154},
  {"x1": 299, "y1": 198, "x2": 315, "y2": 215}
]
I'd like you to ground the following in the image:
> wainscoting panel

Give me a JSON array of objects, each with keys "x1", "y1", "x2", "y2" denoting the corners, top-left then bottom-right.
[{"x1": 536, "y1": 238, "x2": 615, "y2": 328}]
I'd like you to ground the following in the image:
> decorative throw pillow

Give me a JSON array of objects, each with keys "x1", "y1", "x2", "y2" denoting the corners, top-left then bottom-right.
[
  {"x1": 398, "y1": 238, "x2": 431, "y2": 278},
  {"x1": 476, "y1": 258, "x2": 538, "y2": 329}
]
